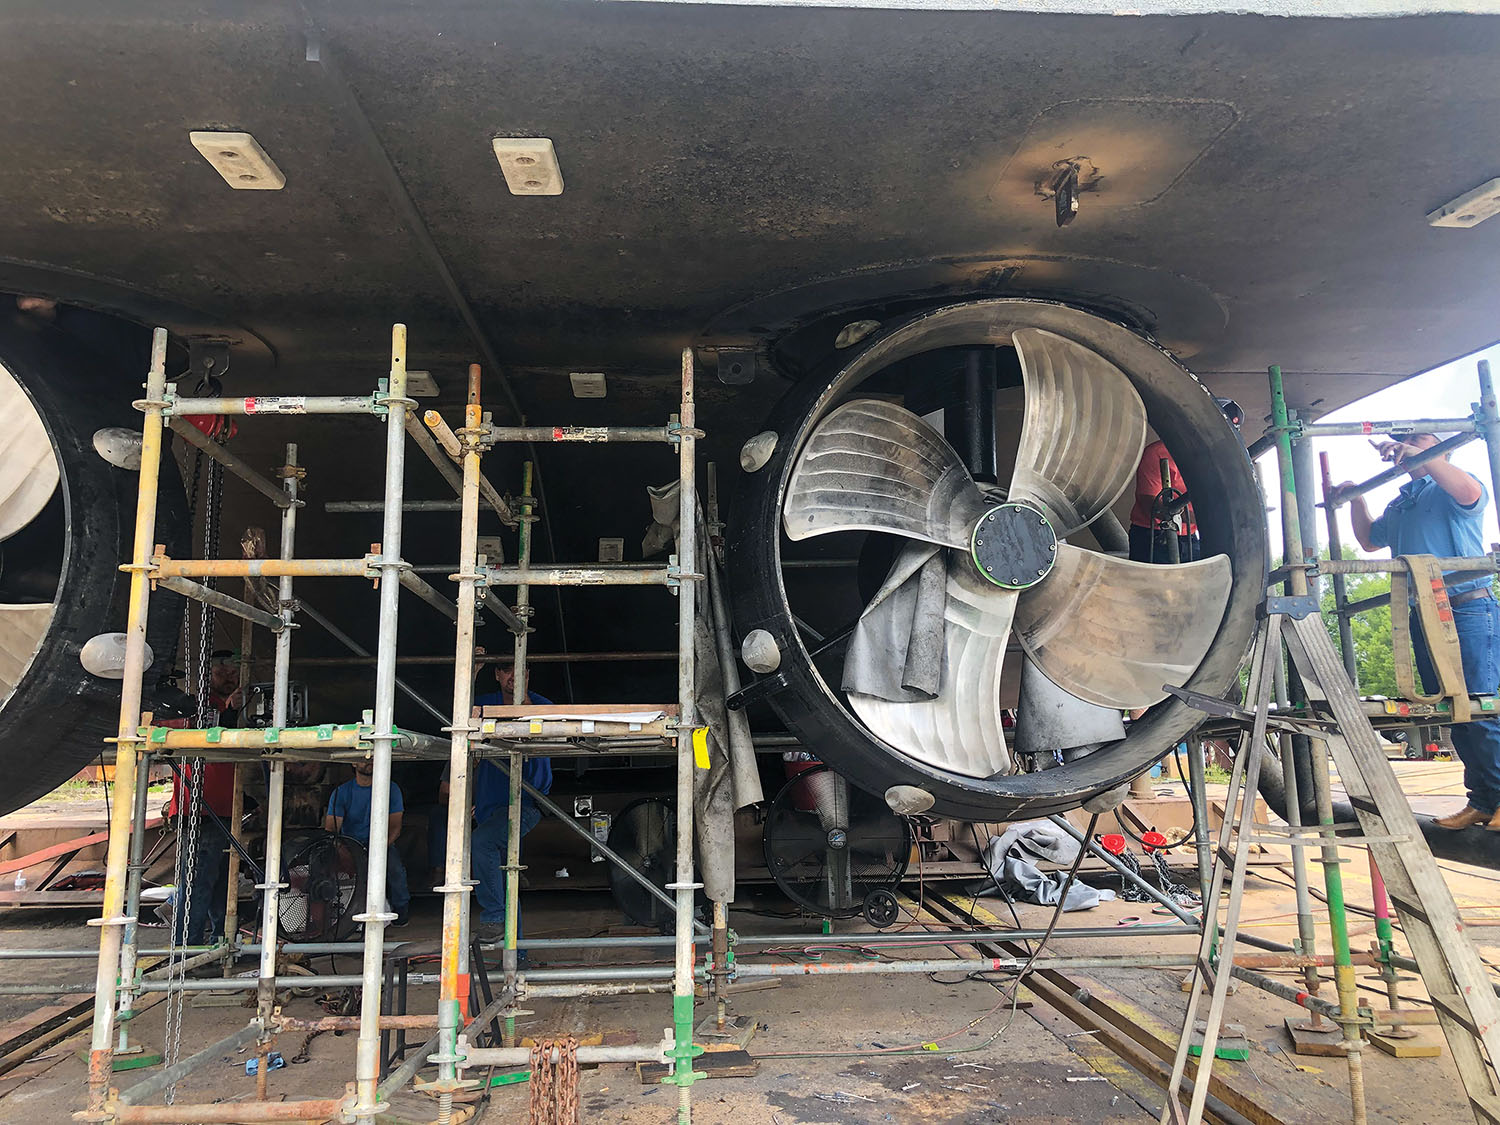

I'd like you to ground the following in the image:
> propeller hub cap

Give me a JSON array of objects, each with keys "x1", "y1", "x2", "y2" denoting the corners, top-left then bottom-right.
[{"x1": 971, "y1": 502, "x2": 1057, "y2": 589}]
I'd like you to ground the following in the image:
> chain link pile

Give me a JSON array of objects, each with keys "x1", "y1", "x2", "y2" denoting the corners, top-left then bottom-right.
[{"x1": 527, "y1": 1036, "x2": 580, "y2": 1125}]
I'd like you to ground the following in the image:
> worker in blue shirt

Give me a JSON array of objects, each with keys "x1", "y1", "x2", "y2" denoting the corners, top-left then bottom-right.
[
  {"x1": 325, "y1": 760, "x2": 410, "y2": 926},
  {"x1": 437, "y1": 663, "x2": 552, "y2": 943},
  {"x1": 1341, "y1": 431, "x2": 1500, "y2": 830}
]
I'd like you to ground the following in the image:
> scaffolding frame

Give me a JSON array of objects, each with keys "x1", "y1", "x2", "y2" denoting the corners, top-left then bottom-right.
[{"x1": 56, "y1": 332, "x2": 1500, "y2": 1125}]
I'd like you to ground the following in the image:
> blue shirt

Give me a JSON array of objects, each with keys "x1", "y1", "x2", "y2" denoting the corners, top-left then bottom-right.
[
  {"x1": 472, "y1": 690, "x2": 553, "y2": 822},
  {"x1": 326, "y1": 778, "x2": 404, "y2": 844},
  {"x1": 1368, "y1": 474, "x2": 1492, "y2": 597}
]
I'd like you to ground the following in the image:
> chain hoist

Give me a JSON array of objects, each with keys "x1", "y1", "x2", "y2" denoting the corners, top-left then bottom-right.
[{"x1": 164, "y1": 421, "x2": 227, "y2": 1100}]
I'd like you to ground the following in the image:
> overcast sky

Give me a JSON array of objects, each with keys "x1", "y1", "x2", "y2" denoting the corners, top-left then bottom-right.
[{"x1": 1258, "y1": 343, "x2": 1500, "y2": 561}]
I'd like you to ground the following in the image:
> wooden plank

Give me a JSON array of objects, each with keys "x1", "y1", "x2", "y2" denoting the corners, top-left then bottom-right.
[
  {"x1": 477, "y1": 703, "x2": 679, "y2": 718},
  {"x1": 637, "y1": 1049, "x2": 758, "y2": 1083},
  {"x1": 0, "y1": 818, "x2": 162, "y2": 876},
  {"x1": 0, "y1": 1002, "x2": 82, "y2": 1060}
]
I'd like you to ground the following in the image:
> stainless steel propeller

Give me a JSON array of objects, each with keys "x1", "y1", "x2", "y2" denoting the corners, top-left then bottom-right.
[
  {"x1": 0, "y1": 369, "x2": 59, "y2": 699},
  {"x1": 784, "y1": 328, "x2": 1232, "y2": 779}
]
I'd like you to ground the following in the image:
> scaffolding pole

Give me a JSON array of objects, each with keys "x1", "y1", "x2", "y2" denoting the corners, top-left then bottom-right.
[
  {"x1": 350, "y1": 325, "x2": 411, "y2": 1123},
  {"x1": 432, "y1": 364, "x2": 485, "y2": 1113},
  {"x1": 86, "y1": 328, "x2": 168, "y2": 1116},
  {"x1": 669, "y1": 347, "x2": 703, "y2": 1123}
]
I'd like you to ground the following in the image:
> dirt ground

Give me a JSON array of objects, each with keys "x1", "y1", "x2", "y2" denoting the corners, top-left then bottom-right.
[{"x1": 2, "y1": 760, "x2": 1496, "y2": 1125}]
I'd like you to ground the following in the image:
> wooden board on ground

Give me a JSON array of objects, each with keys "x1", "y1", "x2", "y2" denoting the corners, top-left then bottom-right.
[{"x1": 637, "y1": 1048, "x2": 758, "y2": 1083}]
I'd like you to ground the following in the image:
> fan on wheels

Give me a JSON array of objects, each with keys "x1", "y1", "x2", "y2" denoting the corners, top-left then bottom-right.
[
  {"x1": 763, "y1": 764, "x2": 912, "y2": 919},
  {"x1": 280, "y1": 832, "x2": 367, "y2": 943}
]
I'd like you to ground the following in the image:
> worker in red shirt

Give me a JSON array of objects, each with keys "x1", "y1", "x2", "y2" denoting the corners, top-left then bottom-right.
[
  {"x1": 1128, "y1": 400, "x2": 1242, "y2": 564},
  {"x1": 1129, "y1": 440, "x2": 1200, "y2": 563}
]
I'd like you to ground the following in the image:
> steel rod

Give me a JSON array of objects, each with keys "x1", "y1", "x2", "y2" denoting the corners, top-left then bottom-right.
[
  {"x1": 482, "y1": 563, "x2": 682, "y2": 587},
  {"x1": 112, "y1": 748, "x2": 155, "y2": 1054},
  {"x1": 1272, "y1": 363, "x2": 1367, "y2": 1121},
  {"x1": 254, "y1": 441, "x2": 300, "y2": 1095},
  {"x1": 153, "y1": 576, "x2": 283, "y2": 631},
  {"x1": 485, "y1": 425, "x2": 673, "y2": 443},
  {"x1": 326, "y1": 499, "x2": 464, "y2": 512},
  {"x1": 116, "y1": 1097, "x2": 350, "y2": 1123},
  {"x1": 166, "y1": 416, "x2": 295, "y2": 510},
  {"x1": 1476, "y1": 359, "x2": 1500, "y2": 534},
  {"x1": 153, "y1": 556, "x2": 372, "y2": 579},
  {"x1": 1299, "y1": 417, "x2": 1478, "y2": 437},
  {"x1": 352, "y1": 324, "x2": 411, "y2": 1123},
  {"x1": 1047, "y1": 815, "x2": 1199, "y2": 927},
  {"x1": 291, "y1": 650, "x2": 674, "y2": 666},
  {"x1": 1324, "y1": 430, "x2": 1480, "y2": 507},
  {"x1": 0, "y1": 921, "x2": 1195, "y2": 960},
  {"x1": 459, "y1": 1043, "x2": 667, "y2": 1067},
  {"x1": 671, "y1": 346, "x2": 699, "y2": 1124},
  {"x1": 1318, "y1": 556, "x2": 1497, "y2": 575},
  {"x1": 504, "y1": 459, "x2": 535, "y2": 1048},
  {"x1": 118, "y1": 1023, "x2": 265, "y2": 1104},
  {"x1": 87, "y1": 327, "x2": 167, "y2": 1114},
  {"x1": 167, "y1": 393, "x2": 382, "y2": 415},
  {"x1": 398, "y1": 568, "x2": 459, "y2": 622}
]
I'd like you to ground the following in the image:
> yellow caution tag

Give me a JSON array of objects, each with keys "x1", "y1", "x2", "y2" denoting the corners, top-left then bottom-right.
[
  {"x1": 692, "y1": 727, "x2": 711, "y2": 769},
  {"x1": 529, "y1": 719, "x2": 543, "y2": 734}
]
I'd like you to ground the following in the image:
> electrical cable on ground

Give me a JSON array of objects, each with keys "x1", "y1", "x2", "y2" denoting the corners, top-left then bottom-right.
[{"x1": 752, "y1": 812, "x2": 1102, "y2": 1062}]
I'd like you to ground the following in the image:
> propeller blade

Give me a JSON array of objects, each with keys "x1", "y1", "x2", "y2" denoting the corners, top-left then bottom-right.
[
  {"x1": 848, "y1": 562, "x2": 1017, "y2": 779},
  {"x1": 0, "y1": 603, "x2": 54, "y2": 698},
  {"x1": 1013, "y1": 655, "x2": 1126, "y2": 758},
  {"x1": 1014, "y1": 544, "x2": 1231, "y2": 709},
  {"x1": 1009, "y1": 328, "x2": 1147, "y2": 537},
  {"x1": 784, "y1": 399, "x2": 989, "y2": 547},
  {"x1": 0, "y1": 373, "x2": 59, "y2": 542}
]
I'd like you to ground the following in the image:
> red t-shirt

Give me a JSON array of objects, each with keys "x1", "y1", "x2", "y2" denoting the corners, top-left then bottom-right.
[
  {"x1": 167, "y1": 762, "x2": 238, "y2": 819},
  {"x1": 1129, "y1": 440, "x2": 1198, "y2": 534}
]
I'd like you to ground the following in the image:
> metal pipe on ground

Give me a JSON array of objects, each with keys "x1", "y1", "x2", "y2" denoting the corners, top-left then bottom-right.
[
  {"x1": 118, "y1": 1024, "x2": 263, "y2": 1104},
  {"x1": 114, "y1": 1096, "x2": 351, "y2": 1123},
  {"x1": 460, "y1": 1043, "x2": 667, "y2": 1067}
]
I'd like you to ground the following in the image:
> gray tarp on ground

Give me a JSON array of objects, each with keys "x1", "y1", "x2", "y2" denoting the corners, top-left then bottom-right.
[{"x1": 980, "y1": 820, "x2": 1115, "y2": 911}]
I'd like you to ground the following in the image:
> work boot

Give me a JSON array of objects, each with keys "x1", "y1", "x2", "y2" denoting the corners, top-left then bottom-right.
[
  {"x1": 474, "y1": 920, "x2": 506, "y2": 944},
  {"x1": 1434, "y1": 806, "x2": 1490, "y2": 830},
  {"x1": 1484, "y1": 810, "x2": 1500, "y2": 832}
]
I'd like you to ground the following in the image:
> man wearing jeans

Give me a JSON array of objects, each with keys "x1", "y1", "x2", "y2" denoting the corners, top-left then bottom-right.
[{"x1": 1341, "y1": 431, "x2": 1500, "y2": 830}]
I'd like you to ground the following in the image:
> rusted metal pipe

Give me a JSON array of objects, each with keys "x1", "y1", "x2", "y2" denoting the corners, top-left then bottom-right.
[
  {"x1": 151, "y1": 556, "x2": 374, "y2": 579},
  {"x1": 291, "y1": 650, "x2": 676, "y2": 666},
  {"x1": 277, "y1": 1014, "x2": 438, "y2": 1032},
  {"x1": 115, "y1": 1095, "x2": 351, "y2": 1123}
]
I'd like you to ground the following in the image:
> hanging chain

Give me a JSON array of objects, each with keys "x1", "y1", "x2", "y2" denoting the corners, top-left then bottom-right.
[{"x1": 165, "y1": 441, "x2": 225, "y2": 1100}]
